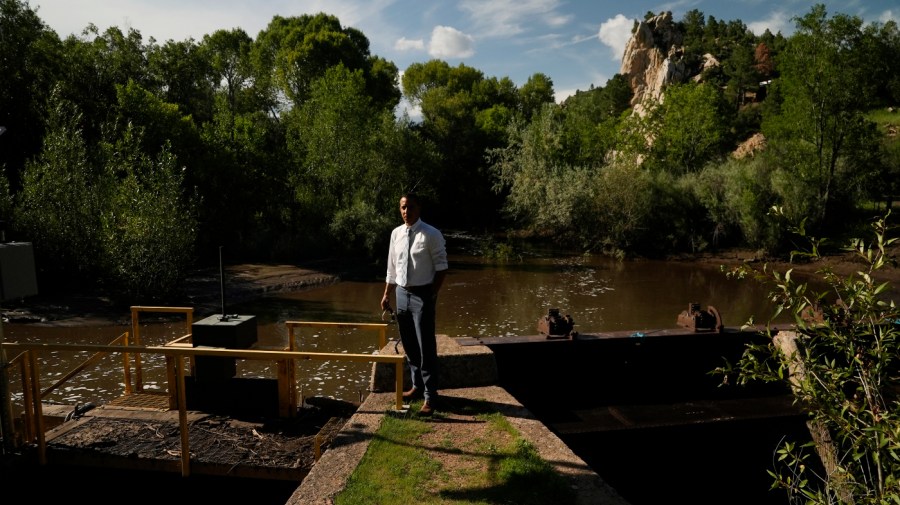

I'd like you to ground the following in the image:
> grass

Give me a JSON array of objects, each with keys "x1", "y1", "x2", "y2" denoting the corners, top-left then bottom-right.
[
  {"x1": 867, "y1": 107, "x2": 900, "y2": 145},
  {"x1": 334, "y1": 399, "x2": 578, "y2": 505}
]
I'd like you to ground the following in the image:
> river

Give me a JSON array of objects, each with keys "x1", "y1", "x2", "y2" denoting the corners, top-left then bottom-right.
[{"x1": 3, "y1": 251, "x2": 795, "y2": 407}]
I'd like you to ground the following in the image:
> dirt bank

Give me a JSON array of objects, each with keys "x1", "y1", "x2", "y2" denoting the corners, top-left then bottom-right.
[
  {"x1": 0, "y1": 263, "x2": 343, "y2": 327},
  {"x1": 683, "y1": 245, "x2": 900, "y2": 292}
]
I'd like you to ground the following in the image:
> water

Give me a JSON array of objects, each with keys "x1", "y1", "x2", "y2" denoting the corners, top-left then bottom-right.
[{"x1": 3, "y1": 252, "x2": 794, "y2": 407}]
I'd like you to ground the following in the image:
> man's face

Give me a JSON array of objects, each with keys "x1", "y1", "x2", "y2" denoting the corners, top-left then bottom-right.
[{"x1": 400, "y1": 197, "x2": 420, "y2": 225}]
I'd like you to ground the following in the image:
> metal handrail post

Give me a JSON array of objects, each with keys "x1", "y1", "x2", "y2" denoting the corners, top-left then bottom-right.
[
  {"x1": 122, "y1": 331, "x2": 132, "y2": 395},
  {"x1": 130, "y1": 307, "x2": 144, "y2": 391},
  {"x1": 395, "y1": 361, "x2": 403, "y2": 410},
  {"x1": 0, "y1": 322, "x2": 13, "y2": 454},
  {"x1": 175, "y1": 355, "x2": 190, "y2": 477},
  {"x1": 27, "y1": 351, "x2": 46, "y2": 464}
]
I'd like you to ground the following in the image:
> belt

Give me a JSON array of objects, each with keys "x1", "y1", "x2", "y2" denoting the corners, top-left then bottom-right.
[{"x1": 402, "y1": 284, "x2": 432, "y2": 295}]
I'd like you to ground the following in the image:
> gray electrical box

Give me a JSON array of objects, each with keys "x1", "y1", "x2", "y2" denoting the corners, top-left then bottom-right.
[
  {"x1": 0, "y1": 242, "x2": 38, "y2": 301},
  {"x1": 191, "y1": 314, "x2": 258, "y2": 382}
]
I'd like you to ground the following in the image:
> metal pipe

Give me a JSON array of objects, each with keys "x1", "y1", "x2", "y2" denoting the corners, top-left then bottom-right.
[{"x1": 219, "y1": 246, "x2": 227, "y2": 320}]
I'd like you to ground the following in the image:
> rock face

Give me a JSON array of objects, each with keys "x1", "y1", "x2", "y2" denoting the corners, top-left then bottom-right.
[
  {"x1": 733, "y1": 132, "x2": 767, "y2": 159},
  {"x1": 619, "y1": 11, "x2": 689, "y2": 115}
]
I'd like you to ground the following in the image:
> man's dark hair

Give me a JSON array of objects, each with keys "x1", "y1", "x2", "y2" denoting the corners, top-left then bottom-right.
[{"x1": 402, "y1": 192, "x2": 421, "y2": 205}]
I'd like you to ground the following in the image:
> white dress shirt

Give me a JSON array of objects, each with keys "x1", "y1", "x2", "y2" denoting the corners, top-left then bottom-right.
[{"x1": 385, "y1": 220, "x2": 448, "y2": 287}]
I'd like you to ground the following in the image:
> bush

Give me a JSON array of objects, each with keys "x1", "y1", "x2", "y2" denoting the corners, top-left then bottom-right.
[{"x1": 718, "y1": 208, "x2": 900, "y2": 503}]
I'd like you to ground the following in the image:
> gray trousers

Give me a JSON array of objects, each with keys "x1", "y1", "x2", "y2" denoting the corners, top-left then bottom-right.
[{"x1": 396, "y1": 285, "x2": 438, "y2": 401}]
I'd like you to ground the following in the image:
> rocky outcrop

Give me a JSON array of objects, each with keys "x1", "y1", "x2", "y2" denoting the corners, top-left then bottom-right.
[
  {"x1": 693, "y1": 53, "x2": 720, "y2": 82},
  {"x1": 733, "y1": 132, "x2": 767, "y2": 159},
  {"x1": 619, "y1": 11, "x2": 690, "y2": 115}
]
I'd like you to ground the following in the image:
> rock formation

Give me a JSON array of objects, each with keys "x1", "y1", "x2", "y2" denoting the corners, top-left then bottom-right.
[
  {"x1": 619, "y1": 11, "x2": 690, "y2": 115},
  {"x1": 732, "y1": 132, "x2": 767, "y2": 159}
]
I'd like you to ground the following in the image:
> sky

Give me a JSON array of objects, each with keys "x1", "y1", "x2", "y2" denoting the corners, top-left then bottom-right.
[{"x1": 29, "y1": 0, "x2": 899, "y2": 107}]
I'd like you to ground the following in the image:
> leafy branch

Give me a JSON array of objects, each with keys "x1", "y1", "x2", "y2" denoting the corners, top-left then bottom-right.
[{"x1": 717, "y1": 206, "x2": 899, "y2": 504}]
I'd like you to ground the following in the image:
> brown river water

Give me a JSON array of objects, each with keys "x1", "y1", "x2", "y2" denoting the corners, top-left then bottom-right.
[{"x1": 3, "y1": 251, "x2": 796, "y2": 408}]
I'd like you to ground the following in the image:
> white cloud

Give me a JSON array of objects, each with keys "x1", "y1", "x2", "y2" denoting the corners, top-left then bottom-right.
[
  {"x1": 598, "y1": 14, "x2": 633, "y2": 62},
  {"x1": 428, "y1": 26, "x2": 475, "y2": 59},
  {"x1": 396, "y1": 97, "x2": 423, "y2": 123},
  {"x1": 394, "y1": 37, "x2": 425, "y2": 51},
  {"x1": 879, "y1": 10, "x2": 898, "y2": 24},
  {"x1": 459, "y1": 0, "x2": 568, "y2": 38},
  {"x1": 545, "y1": 14, "x2": 571, "y2": 28},
  {"x1": 747, "y1": 11, "x2": 793, "y2": 36}
]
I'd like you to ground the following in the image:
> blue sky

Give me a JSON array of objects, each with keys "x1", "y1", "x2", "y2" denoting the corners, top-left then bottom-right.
[{"x1": 31, "y1": 0, "x2": 898, "y2": 106}]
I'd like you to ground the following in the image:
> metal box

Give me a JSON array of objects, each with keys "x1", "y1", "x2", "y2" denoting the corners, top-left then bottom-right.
[
  {"x1": 0, "y1": 242, "x2": 38, "y2": 301},
  {"x1": 191, "y1": 314, "x2": 258, "y2": 382},
  {"x1": 192, "y1": 314, "x2": 258, "y2": 349}
]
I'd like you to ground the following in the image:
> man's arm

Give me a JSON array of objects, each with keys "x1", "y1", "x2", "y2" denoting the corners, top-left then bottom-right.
[
  {"x1": 381, "y1": 283, "x2": 397, "y2": 312},
  {"x1": 432, "y1": 269, "x2": 447, "y2": 298}
]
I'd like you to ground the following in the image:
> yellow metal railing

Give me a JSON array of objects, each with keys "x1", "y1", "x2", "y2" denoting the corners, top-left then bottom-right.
[
  {"x1": 287, "y1": 320, "x2": 390, "y2": 350},
  {"x1": 7, "y1": 331, "x2": 134, "y2": 443},
  {"x1": 2, "y1": 341, "x2": 405, "y2": 476},
  {"x1": 130, "y1": 306, "x2": 194, "y2": 393},
  {"x1": 283, "y1": 320, "x2": 391, "y2": 415}
]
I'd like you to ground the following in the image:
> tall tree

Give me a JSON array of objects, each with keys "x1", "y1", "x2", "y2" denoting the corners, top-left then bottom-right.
[
  {"x1": 202, "y1": 29, "x2": 253, "y2": 134},
  {"x1": 0, "y1": 0, "x2": 62, "y2": 189},
  {"x1": 287, "y1": 64, "x2": 424, "y2": 255},
  {"x1": 14, "y1": 87, "x2": 111, "y2": 285},
  {"x1": 401, "y1": 60, "x2": 516, "y2": 227},
  {"x1": 762, "y1": 4, "x2": 882, "y2": 229},
  {"x1": 642, "y1": 82, "x2": 730, "y2": 174},
  {"x1": 56, "y1": 25, "x2": 151, "y2": 145},
  {"x1": 147, "y1": 38, "x2": 215, "y2": 125},
  {"x1": 99, "y1": 125, "x2": 197, "y2": 301},
  {"x1": 252, "y1": 13, "x2": 398, "y2": 110},
  {"x1": 518, "y1": 73, "x2": 555, "y2": 120}
]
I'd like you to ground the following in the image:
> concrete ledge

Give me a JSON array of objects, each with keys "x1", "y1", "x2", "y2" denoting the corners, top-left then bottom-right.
[
  {"x1": 370, "y1": 334, "x2": 499, "y2": 392},
  {"x1": 287, "y1": 391, "x2": 395, "y2": 504},
  {"x1": 287, "y1": 386, "x2": 629, "y2": 505},
  {"x1": 290, "y1": 333, "x2": 628, "y2": 505}
]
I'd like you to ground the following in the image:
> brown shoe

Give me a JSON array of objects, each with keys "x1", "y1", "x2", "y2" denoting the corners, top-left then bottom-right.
[
  {"x1": 402, "y1": 387, "x2": 423, "y2": 401},
  {"x1": 419, "y1": 401, "x2": 434, "y2": 416}
]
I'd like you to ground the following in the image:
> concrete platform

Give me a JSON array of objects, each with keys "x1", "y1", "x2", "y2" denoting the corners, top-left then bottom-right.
[{"x1": 289, "y1": 334, "x2": 630, "y2": 505}]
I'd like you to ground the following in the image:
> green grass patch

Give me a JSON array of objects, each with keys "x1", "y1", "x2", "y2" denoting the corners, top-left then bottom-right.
[
  {"x1": 334, "y1": 400, "x2": 577, "y2": 505},
  {"x1": 867, "y1": 107, "x2": 900, "y2": 144},
  {"x1": 867, "y1": 107, "x2": 900, "y2": 125}
]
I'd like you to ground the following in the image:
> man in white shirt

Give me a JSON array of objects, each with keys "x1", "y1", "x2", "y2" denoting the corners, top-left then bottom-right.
[{"x1": 381, "y1": 193, "x2": 448, "y2": 415}]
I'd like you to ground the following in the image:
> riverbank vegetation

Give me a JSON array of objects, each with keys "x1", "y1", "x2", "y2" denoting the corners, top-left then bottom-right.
[
  {"x1": 0, "y1": 1, "x2": 898, "y2": 303},
  {"x1": 718, "y1": 210, "x2": 899, "y2": 503}
]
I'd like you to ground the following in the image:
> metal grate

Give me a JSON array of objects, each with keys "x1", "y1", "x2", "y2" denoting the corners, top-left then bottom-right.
[{"x1": 106, "y1": 392, "x2": 171, "y2": 411}]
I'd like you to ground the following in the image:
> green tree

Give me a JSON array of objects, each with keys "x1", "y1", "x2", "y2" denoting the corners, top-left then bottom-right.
[
  {"x1": 722, "y1": 43, "x2": 760, "y2": 111},
  {"x1": 690, "y1": 156, "x2": 782, "y2": 251},
  {"x1": 642, "y1": 82, "x2": 730, "y2": 174},
  {"x1": 252, "y1": 13, "x2": 397, "y2": 110},
  {"x1": 863, "y1": 19, "x2": 900, "y2": 106},
  {"x1": 490, "y1": 106, "x2": 583, "y2": 236},
  {"x1": 761, "y1": 5, "x2": 882, "y2": 230},
  {"x1": 201, "y1": 28, "x2": 253, "y2": 135},
  {"x1": 56, "y1": 25, "x2": 152, "y2": 143},
  {"x1": 113, "y1": 79, "x2": 198, "y2": 159},
  {"x1": 0, "y1": 0, "x2": 62, "y2": 188},
  {"x1": 518, "y1": 73, "x2": 555, "y2": 120},
  {"x1": 147, "y1": 38, "x2": 215, "y2": 125},
  {"x1": 401, "y1": 60, "x2": 516, "y2": 227},
  {"x1": 288, "y1": 64, "x2": 413, "y2": 255},
  {"x1": 99, "y1": 125, "x2": 197, "y2": 301},
  {"x1": 559, "y1": 75, "x2": 632, "y2": 166},
  {"x1": 14, "y1": 88, "x2": 111, "y2": 285}
]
